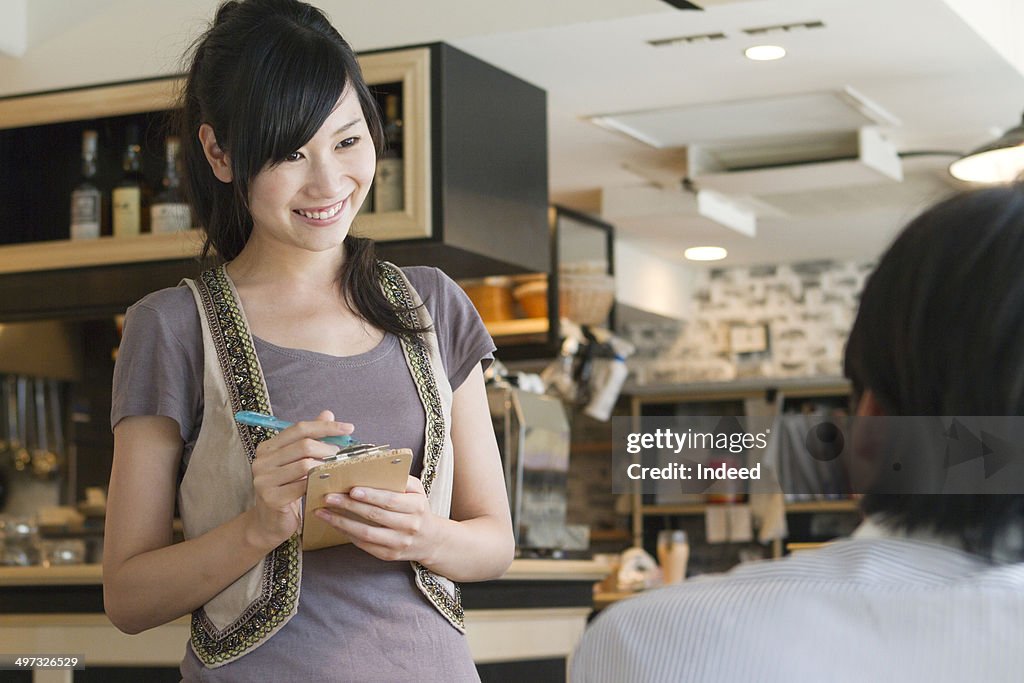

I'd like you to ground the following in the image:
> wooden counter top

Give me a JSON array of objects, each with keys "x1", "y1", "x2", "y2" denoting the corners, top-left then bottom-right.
[
  {"x1": 0, "y1": 558, "x2": 609, "y2": 587},
  {"x1": 0, "y1": 564, "x2": 103, "y2": 586},
  {"x1": 502, "y1": 559, "x2": 608, "y2": 581}
]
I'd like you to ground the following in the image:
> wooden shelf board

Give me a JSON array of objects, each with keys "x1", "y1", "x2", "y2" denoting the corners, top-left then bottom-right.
[
  {"x1": 485, "y1": 317, "x2": 548, "y2": 338},
  {"x1": 783, "y1": 499, "x2": 860, "y2": 513},
  {"x1": 642, "y1": 499, "x2": 858, "y2": 516},
  {"x1": 0, "y1": 230, "x2": 205, "y2": 275},
  {"x1": 624, "y1": 376, "x2": 851, "y2": 402}
]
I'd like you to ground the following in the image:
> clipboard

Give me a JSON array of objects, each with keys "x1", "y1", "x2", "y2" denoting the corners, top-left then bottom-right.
[{"x1": 301, "y1": 447, "x2": 413, "y2": 551}]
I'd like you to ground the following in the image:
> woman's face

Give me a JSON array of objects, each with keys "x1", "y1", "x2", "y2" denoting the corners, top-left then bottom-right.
[{"x1": 247, "y1": 87, "x2": 376, "y2": 254}]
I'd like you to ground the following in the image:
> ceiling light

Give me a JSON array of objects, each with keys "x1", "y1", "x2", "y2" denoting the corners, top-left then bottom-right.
[
  {"x1": 949, "y1": 113, "x2": 1024, "y2": 183},
  {"x1": 744, "y1": 45, "x2": 786, "y2": 61},
  {"x1": 685, "y1": 246, "x2": 728, "y2": 261}
]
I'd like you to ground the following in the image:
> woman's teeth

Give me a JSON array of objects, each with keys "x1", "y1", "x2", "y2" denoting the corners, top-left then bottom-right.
[{"x1": 296, "y1": 202, "x2": 343, "y2": 220}]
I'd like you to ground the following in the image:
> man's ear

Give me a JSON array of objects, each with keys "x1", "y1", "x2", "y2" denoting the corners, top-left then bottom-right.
[
  {"x1": 856, "y1": 389, "x2": 886, "y2": 417},
  {"x1": 198, "y1": 123, "x2": 233, "y2": 183}
]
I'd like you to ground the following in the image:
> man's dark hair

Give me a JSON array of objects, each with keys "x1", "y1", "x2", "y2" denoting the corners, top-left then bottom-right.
[{"x1": 844, "y1": 184, "x2": 1024, "y2": 561}]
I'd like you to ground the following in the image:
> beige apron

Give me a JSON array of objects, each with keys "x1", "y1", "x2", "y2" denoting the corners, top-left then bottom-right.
[{"x1": 179, "y1": 263, "x2": 462, "y2": 668}]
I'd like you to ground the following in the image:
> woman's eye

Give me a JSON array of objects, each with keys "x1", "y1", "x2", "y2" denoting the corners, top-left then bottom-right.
[
  {"x1": 337, "y1": 137, "x2": 359, "y2": 149},
  {"x1": 284, "y1": 151, "x2": 303, "y2": 162}
]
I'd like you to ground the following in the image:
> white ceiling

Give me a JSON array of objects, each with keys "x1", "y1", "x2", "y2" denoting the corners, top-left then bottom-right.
[
  {"x1": 3, "y1": 0, "x2": 1023, "y2": 269},
  {"x1": 449, "y1": 0, "x2": 1024, "y2": 267}
]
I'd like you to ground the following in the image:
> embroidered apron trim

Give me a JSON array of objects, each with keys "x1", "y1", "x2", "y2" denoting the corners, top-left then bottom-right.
[
  {"x1": 377, "y1": 262, "x2": 465, "y2": 629},
  {"x1": 189, "y1": 266, "x2": 302, "y2": 665}
]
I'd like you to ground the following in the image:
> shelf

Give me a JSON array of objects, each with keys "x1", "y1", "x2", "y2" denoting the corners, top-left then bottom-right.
[
  {"x1": 0, "y1": 230, "x2": 205, "y2": 275},
  {"x1": 642, "y1": 499, "x2": 859, "y2": 516},
  {"x1": 484, "y1": 317, "x2": 548, "y2": 339},
  {"x1": 623, "y1": 376, "x2": 851, "y2": 402},
  {"x1": 783, "y1": 499, "x2": 860, "y2": 513}
]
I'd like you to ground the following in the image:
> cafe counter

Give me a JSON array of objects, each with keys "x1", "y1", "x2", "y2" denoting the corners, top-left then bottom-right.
[{"x1": 0, "y1": 559, "x2": 606, "y2": 682}]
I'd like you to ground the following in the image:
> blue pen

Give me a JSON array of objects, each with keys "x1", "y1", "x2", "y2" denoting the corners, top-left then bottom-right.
[{"x1": 234, "y1": 410, "x2": 360, "y2": 449}]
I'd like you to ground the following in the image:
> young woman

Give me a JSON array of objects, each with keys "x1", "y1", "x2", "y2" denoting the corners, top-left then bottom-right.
[{"x1": 102, "y1": 1, "x2": 514, "y2": 679}]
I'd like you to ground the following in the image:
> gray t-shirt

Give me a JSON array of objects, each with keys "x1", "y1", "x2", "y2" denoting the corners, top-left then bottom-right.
[{"x1": 112, "y1": 266, "x2": 494, "y2": 682}]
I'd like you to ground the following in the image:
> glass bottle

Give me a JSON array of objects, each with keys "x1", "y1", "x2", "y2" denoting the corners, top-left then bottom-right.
[
  {"x1": 69, "y1": 130, "x2": 102, "y2": 240},
  {"x1": 150, "y1": 136, "x2": 192, "y2": 233},
  {"x1": 112, "y1": 125, "x2": 149, "y2": 236}
]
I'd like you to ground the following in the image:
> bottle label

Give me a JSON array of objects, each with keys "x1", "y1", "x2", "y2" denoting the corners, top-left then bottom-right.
[
  {"x1": 70, "y1": 190, "x2": 101, "y2": 240},
  {"x1": 374, "y1": 157, "x2": 404, "y2": 213},
  {"x1": 150, "y1": 203, "x2": 192, "y2": 234},
  {"x1": 112, "y1": 187, "x2": 142, "y2": 236}
]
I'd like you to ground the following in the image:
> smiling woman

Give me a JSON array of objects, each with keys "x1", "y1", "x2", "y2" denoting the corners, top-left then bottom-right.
[{"x1": 100, "y1": 1, "x2": 514, "y2": 681}]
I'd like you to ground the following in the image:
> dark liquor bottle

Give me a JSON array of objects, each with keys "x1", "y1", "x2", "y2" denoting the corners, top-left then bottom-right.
[
  {"x1": 374, "y1": 93, "x2": 404, "y2": 213},
  {"x1": 112, "y1": 125, "x2": 149, "y2": 236},
  {"x1": 70, "y1": 130, "x2": 102, "y2": 240},
  {"x1": 150, "y1": 136, "x2": 192, "y2": 233}
]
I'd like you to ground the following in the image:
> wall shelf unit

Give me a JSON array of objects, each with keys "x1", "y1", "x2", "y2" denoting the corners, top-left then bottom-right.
[{"x1": 625, "y1": 376, "x2": 858, "y2": 555}]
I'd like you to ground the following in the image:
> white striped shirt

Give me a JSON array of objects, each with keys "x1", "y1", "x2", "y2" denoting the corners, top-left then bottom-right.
[{"x1": 572, "y1": 522, "x2": 1024, "y2": 682}]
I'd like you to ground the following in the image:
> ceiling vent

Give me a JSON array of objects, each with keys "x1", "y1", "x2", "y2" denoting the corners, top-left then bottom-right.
[
  {"x1": 688, "y1": 127, "x2": 903, "y2": 195},
  {"x1": 742, "y1": 20, "x2": 825, "y2": 35},
  {"x1": 649, "y1": 31, "x2": 727, "y2": 47},
  {"x1": 590, "y1": 88, "x2": 898, "y2": 149},
  {"x1": 591, "y1": 88, "x2": 903, "y2": 195}
]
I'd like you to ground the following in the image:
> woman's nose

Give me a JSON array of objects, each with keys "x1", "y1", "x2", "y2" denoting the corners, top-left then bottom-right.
[{"x1": 306, "y1": 156, "x2": 345, "y2": 199}]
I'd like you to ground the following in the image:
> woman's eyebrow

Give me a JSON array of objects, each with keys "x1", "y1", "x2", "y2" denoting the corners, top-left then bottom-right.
[{"x1": 333, "y1": 118, "x2": 362, "y2": 136}]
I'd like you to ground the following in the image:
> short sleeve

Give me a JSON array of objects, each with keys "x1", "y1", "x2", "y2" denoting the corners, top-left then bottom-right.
[
  {"x1": 413, "y1": 267, "x2": 496, "y2": 391},
  {"x1": 110, "y1": 290, "x2": 203, "y2": 443}
]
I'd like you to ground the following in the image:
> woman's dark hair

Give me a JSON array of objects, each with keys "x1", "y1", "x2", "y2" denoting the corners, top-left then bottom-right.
[
  {"x1": 178, "y1": 0, "x2": 425, "y2": 336},
  {"x1": 844, "y1": 184, "x2": 1024, "y2": 560}
]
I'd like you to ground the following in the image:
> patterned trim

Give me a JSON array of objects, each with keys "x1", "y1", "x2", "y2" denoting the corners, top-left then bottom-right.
[
  {"x1": 189, "y1": 266, "x2": 302, "y2": 665},
  {"x1": 378, "y1": 262, "x2": 465, "y2": 629}
]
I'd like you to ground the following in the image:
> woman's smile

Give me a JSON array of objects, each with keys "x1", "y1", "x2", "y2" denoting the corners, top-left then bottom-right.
[{"x1": 293, "y1": 197, "x2": 349, "y2": 225}]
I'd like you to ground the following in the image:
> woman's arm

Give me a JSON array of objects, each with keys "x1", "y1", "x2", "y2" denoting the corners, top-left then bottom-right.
[
  {"x1": 103, "y1": 413, "x2": 351, "y2": 633},
  {"x1": 318, "y1": 363, "x2": 515, "y2": 581}
]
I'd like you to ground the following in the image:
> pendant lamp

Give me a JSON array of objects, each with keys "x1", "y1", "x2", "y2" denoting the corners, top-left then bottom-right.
[{"x1": 949, "y1": 113, "x2": 1024, "y2": 184}]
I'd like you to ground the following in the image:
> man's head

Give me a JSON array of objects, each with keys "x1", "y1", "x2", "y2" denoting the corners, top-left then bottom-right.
[{"x1": 844, "y1": 184, "x2": 1024, "y2": 560}]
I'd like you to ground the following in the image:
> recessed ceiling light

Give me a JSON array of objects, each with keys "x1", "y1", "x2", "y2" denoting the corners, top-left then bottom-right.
[
  {"x1": 685, "y1": 246, "x2": 728, "y2": 261},
  {"x1": 744, "y1": 45, "x2": 786, "y2": 61}
]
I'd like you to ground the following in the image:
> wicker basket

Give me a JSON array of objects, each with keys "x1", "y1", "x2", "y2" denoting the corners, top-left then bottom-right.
[{"x1": 559, "y1": 272, "x2": 615, "y2": 325}]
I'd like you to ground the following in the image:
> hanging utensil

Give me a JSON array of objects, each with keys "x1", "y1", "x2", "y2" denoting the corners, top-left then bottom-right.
[
  {"x1": 12, "y1": 377, "x2": 30, "y2": 472},
  {"x1": 32, "y1": 378, "x2": 58, "y2": 480},
  {"x1": 47, "y1": 380, "x2": 67, "y2": 493},
  {"x1": 0, "y1": 375, "x2": 8, "y2": 456},
  {"x1": 2, "y1": 377, "x2": 16, "y2": 461},
  {"x1": 47, "y1": 381, "x2": 64, "y2": 457},
  {"x1": 0, "y1": 376, "x2": 9, "y2": 511}
]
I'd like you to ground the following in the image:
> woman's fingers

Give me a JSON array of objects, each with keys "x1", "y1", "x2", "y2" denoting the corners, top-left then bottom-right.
[
  {"x1": 259, "y1": 480, "x2": 308, "y2": 509},
  {"x1": 314, "y1": 509, "x2": 412, "y2": 555},
  {"x1": 254, "y1": 457, "x2": 322, "y2": 488},
  {"x1": 259, "y1": 418, "x2": 354, "y2": 455},
  {"x1": 321, "y1": 495, "x2": 420, "y2": 532}
]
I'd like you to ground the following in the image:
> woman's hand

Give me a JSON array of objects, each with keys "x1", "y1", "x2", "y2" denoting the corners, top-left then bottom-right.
[
  {"x1": 247, "y1": 410, "x2": 354, "y2": 551},
  {"x1": 315, "y1": 476, "x2": 443, "y2": 563}
]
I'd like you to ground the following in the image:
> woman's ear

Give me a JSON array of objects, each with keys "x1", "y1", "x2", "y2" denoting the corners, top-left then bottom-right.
[
  {"x1": 856, "y1": 389, "x2": 886, "y2": 417},
  {"x1": 198, "y1": 123, "x2": 233, "y2": 183}
]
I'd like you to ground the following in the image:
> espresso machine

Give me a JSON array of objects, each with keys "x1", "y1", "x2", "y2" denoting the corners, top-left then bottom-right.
[{"x1": 487, "y1": 385, "x2": 575, "y2": 554}]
